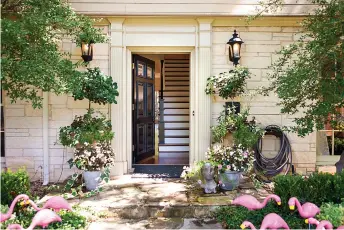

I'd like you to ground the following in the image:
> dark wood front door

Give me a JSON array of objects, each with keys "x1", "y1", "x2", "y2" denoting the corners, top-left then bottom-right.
[{"x1": 133, "y1": 55, "x2": 155, "y2": 163}]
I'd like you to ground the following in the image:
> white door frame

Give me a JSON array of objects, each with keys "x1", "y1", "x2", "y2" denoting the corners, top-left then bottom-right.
[
  {"x1": 126, "y1": 47, "x2": 195, "y2": 172},
  {"x1": 108, "y1": 18, "x2": 212, "y2": 176}
]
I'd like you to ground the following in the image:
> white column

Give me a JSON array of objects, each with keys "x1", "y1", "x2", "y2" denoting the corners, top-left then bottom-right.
[
  {"x1": 196, "y1": 19, "x2": 213, "y2": 161},
  {"x1": 108, "y1": 18, "x2": 127, "y2": 176}
]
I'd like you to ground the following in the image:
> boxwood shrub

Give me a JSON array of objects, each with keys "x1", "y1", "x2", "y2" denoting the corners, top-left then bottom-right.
[{"x1": 274, "y1": 172, "x2": 344, "y2": 210}]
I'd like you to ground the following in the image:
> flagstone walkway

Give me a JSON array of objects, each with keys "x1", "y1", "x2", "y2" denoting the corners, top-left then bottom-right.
[{"x1": 44, "y1": 175, "x2": 271, "y2": 229}]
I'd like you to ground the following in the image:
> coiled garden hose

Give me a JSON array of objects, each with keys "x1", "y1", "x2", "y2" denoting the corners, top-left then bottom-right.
[{"x1": 254, "y1": 125, "x2": 293, "y2": 179}]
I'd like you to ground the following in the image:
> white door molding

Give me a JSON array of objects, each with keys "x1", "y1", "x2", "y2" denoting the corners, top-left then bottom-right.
[
  {"x1": 109, "y1": 18, "x2": 128, "y2": 176},
  {"x1": 108, "y1": 17, "x2": 211, "y2": 175}
]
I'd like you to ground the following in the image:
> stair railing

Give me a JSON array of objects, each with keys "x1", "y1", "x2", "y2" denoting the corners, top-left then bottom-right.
[{"x1": 159, "y1": 60, "x2": 165, "y2": 144}]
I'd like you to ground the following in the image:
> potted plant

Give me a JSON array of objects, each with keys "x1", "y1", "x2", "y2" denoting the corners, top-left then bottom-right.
[
  {"x1": 59, "y1": 67, "x2": 119, "y2": 191},
  {"x1": 205, "y1": 66, "x2": 251, "y2": 100},
  {"x1": 205, "y1": 144, "x2": 255, "y2": 190},
  {"x1": 59, "y1": 110, "x2": 115, "y2": 190},
  {"x1": 211, "y1": 106, "x2": 265, "y2": 150}
]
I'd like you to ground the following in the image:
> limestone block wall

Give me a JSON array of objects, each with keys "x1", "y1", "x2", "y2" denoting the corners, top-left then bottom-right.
[
  {"x1": 211, "y1": 26, "x2": 316, "y2": 174},
  {"x1": 4, "y1": 25, "x2": 110, "y2": 182},
  {"x1": 4, "y1": 92, "x2": 44, "y2": 180}
]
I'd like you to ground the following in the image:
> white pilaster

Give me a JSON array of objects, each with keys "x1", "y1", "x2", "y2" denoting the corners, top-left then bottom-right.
[
  {"x1": 108, "y1": 18, "x2": 127, "y2": 176},
  {"x1": 196, "y1": 19, "x2": 213, "y2": 161}
]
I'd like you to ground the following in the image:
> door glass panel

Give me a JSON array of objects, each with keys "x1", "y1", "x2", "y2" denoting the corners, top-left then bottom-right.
[
  {"x1": 137, "y1": 62, "x2": 145, "y2": 78},
  {"x1": 137, "y1": 82, "x2": 144, "y2": 117},
  {"x1": 146, "y1": 123, "x2": 154, "y2": 152},
  {"x1": 147, "y1": 83, "x2": 154, "y2": 117},
  {"x1": 137, "y1": 124, "x2": 145, "y2": 155},
  {"x1": 147, "y1": 66, "x2": 153, "y2": 79}
]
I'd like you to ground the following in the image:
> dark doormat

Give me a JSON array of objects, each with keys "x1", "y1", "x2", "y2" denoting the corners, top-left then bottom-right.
[{"x1": 131, "y1": 165, "x2": 187, "y2": 178}]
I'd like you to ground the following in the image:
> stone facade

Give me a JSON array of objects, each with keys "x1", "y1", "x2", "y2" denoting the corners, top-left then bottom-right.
[
  {"x1": 2, "y1": 19, "x2": 317, "y2": 181},
  {"x1": 211, "y1": 26, "x2": 316, "y2": 174},
  {"x1": 3, "y1": 26, "x2": 110, "y2": 182}
]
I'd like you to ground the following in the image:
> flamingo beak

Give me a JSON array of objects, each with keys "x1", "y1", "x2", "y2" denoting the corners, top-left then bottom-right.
[
  {"x1": 289, "y1": 205, "x2": 295, "y2": 210},
  {"x1": 26, "y1": 200, "x2": 30, "y2": 205},
  {"x1": 240, "y1": 224, "x2": 245, "y2": 229},
  {"x1": 305, "y1": 219, "x2": 309, "y2": 224},
  {"x1": 277, "y1": 202, "x2": 281, "y2": 205}
]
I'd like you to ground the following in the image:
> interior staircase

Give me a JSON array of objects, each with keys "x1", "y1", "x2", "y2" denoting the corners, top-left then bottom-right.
[{"x1": 158, "y1": 55, "x2": 190, "y2": 165}]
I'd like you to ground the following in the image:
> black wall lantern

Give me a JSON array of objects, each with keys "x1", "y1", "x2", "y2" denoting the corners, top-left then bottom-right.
[
  {"x1": 81, "y1": 40, "x2": 94, "y2": 62},
  {"x1": 227, "y1": 30, "x2": 244, "y2": 66}
]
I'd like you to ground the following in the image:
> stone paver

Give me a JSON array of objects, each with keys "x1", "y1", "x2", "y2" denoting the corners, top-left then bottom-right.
[
  {"x1": 88, "y1": 218, "x2": 223, "y2": 230},
  {"x1": 44, "y1": 175, "x2": 270, "y2": 229}
]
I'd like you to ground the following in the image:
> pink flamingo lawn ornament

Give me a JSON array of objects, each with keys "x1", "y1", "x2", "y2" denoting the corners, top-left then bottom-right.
[
  {"x1": 288, "y1": 197, "x2": 320, "y2": 219},
  {"x1": 306, "y1": 218, "x2": 333, "y2": 230},
  {"x1": 7, "y1": 209, "x2": 62, "y2": 230},
  {"x1": 337, "y1": 226, "x2": 344, "y2": 230},
  {"x1": 28, "y1": 196, "x2": 72, "y2": 212},
  {"x1": 231, "y1": 194, "x2": 281, "y2": 210},
  {"x1": 1, "y1": 194, "x2": 30, "y2": 222},
  {"x1": 240, "y1": 213, "x2": 290, "y2": 230}
]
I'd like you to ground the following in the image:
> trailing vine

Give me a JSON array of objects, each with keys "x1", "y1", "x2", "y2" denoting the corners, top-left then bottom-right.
[{"x1": 205, "y1": 66, "x2": 251, "y2": 99}]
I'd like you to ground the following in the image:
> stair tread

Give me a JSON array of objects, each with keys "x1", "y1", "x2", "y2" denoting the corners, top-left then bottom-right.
[
  {"x1": 164, "y1": 101, "x2": 189, "y2": 103},
  {"x1": 159, "y1": 143, "x2": 189, "y2": 146},
  {"x1": 165, "y1": 127, "x2": 189, "y2": 130},
  {"x1": 165, "y1": 135, "x2": 189, "y2": 138},
  {"x1": 164, "y1": 75, "x2": 190, "y2": 77},
  {"x1": 162, "y1": 96, "x2": 189, "y2": 97},
  {"x1": 163, "y1": 121, "x2": 189, "y2": 123},
  {"x1": 164, "y1": 114, "x2": 189, "y2": 116},
  {"x1": 165, "y1": 80, "x2": 189, "y2": 82},
  {"x1": 159, "y1": 151, "x2": 189, "y2": 153}
]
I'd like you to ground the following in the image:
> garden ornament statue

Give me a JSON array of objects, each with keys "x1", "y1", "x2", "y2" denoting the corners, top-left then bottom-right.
[
  {"x1": 7, "y1": 209, "x2": 62, "y2": 230},
  {"x1": 198, "y1": 162, "x2": 217, "y2": 193},
  {"x1": 1, "y1": 194, "x2": 30, "y2": 222},
  {"x1": 231, "y1": 194, "x2": 281, "y2": 210},
  {"x1": 306, "y1": 218, "x2": 333, "y2": 230},
  {"x1": 337, "y1": 226, "x2": 344, "y2": 230},
  {"x1": 288, "y1": 197, "x2": 320, "y2": 219},
  {"x1": 240, "y1": 213, "x2": 290, "y2": 230},
  {"x1": 28, "y1": 196, "x2": 72, "y2": 212}
]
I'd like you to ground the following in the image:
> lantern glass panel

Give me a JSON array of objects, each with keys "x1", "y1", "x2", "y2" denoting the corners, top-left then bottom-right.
[
  {"x1": 81, "y1": 42, "x2": 89, "y2": 56},
  {"x1": 228, "y1": 44, "x2": 234, "y2": 62},
  {"x1": 233, "y1": 43, "x2": 240, "y2": 58}
]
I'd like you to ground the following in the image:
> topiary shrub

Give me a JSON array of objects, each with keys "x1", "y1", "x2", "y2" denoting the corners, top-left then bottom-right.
[{"x1": 1, "y1": 168, "x2": 31, "y2": 206}]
